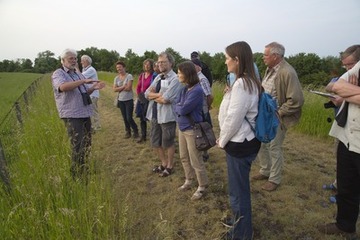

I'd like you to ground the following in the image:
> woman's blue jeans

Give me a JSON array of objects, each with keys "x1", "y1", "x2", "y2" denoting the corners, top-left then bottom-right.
[{"x1": 226, "y1": 152, "x2": 257, "y2": 240}]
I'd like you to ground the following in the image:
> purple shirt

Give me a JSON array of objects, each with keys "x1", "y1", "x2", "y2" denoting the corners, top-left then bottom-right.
[
  {"x1": 174, "y1": 83, "x2": 203, "y2": 131},
  {"x1": 52, "y1": 67, "x2": 93, "y2": 118}
]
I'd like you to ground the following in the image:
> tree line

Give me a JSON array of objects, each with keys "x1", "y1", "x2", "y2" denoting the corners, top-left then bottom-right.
[{"x1": 0, "y1": 47, "x2": 345, "y2": 86}]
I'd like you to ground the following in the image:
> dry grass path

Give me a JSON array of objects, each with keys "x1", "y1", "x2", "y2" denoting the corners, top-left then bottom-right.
[{"x1": 90, "y1": 86, "x2": 358, "y2": 239}]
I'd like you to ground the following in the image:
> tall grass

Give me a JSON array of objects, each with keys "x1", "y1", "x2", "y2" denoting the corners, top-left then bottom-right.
[{"x1": 0, "y1": 75, "x2": 125, "y2": 239}]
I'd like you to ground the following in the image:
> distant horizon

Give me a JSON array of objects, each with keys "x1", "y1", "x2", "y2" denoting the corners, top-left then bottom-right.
[
  {"x1": 1, "y1": 0, "x2": 359, "y2": 62},
  {"x1": 0, "y1": 46, "x2": 344, "y2": 63}
]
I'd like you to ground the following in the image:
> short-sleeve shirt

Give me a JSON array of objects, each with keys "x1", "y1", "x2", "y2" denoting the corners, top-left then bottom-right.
[
  {"x1": 52, "y1": 67, "x2": 93, "y2": 118},
  {"x1": 82, "y1": 65, "x2": 99, "y2": 98},
  {"x1": 114, "y1": 74, "x2": 134, "y2": 101}
]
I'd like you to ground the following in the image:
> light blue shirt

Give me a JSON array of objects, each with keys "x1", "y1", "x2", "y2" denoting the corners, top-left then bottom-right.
[
  {"x1": 145, "y1": 70, "x2": 183, "y2": 124},
  {"x1": 82, "y1": 65, "x2": 99, "y2": 98}
]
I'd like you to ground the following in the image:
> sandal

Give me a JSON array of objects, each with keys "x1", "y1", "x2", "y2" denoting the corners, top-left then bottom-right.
[
  {"x1": 159, "y1": 168, "x2": 173, "y2": 177},
  {"x1": 152, "y1": 165, "x2": 165, "y2": 173}
]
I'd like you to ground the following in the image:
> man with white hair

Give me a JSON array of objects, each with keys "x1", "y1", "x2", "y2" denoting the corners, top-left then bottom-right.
[
  {"x1": 51, "y1": 49, "x2": 105, "y2": 180},
  {"x1": 252, "y1": 42, "x2": 304, "y2": 191},
  {"x1": 81, "y1": 55, "x2": 101, "y2": 131}
]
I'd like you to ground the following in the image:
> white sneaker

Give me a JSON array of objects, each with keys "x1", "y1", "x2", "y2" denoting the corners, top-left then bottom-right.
[
  {"x1": 178, "y1": 181, "x2": 192, "y2": 191},
  {"x1": 191, "y1": 188, "x2": 205, "y2": 200}
]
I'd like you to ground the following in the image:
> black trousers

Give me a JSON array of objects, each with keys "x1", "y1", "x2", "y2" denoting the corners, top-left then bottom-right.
[
  {"x1": 336, "y1": 141, "x2": 360, "y2": 233},
  {"x1": 63, "y1": 118, "x2": 92, "y2": 178},
  {"x1": 118, "y1": 100, "x2": 138, "y2": 134}
]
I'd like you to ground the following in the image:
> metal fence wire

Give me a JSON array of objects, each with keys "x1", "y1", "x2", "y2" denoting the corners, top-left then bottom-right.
[{"x1": 0, "y1": 76, "x2": 44, "y2": 191}]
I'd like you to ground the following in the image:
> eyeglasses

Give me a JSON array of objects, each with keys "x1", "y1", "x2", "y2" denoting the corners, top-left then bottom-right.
[
  {"x1": 158, "y1": 61, "x2": 169, "y2": 65},
  {"x1": 66, "y1": 57, "x2": 77, "y2": 61},
  {"x1": 342, "y1": 62, "x2": 356, "y2": 69}
]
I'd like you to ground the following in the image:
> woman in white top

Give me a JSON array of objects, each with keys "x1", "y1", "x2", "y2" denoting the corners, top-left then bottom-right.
[{"x1": 218, "y1": 41, "x2": 262, "y2": 240}]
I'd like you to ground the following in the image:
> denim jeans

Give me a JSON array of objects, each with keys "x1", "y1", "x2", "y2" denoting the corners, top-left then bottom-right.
[
  {"x1": 118, "y1": 99, "x2": 138, "y2": 133},
  {"x1": 226, "y1": 152, "x2": 257, "y2": 240}
]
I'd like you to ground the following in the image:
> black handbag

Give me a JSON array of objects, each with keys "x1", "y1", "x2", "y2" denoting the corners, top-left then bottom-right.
[{"x1": 187, "y1": 115, "x2": 216, "y2": 151}]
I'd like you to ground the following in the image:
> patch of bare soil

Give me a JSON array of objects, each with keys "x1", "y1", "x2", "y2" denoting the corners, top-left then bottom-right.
[{"x1": 91, "y1": 86, "x2": 358, "y2": 239}]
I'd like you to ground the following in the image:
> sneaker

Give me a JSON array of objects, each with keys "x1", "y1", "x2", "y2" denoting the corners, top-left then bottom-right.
[
  {"x1": 191, "y1": 188, "x2": 205, "y2": 201},
  {"x1": 318, "y1": 223, "x2": 356, "y2": 237},
  {"x1": 124, "y1": 132, "x2": 131, "y2": 139},
  {"x1": 136, "y1": 137, "x2": 146, "y2": 143},
  {"x1": 261, "y1": 181, "x2": 278, "y2": 191},
  {"x1": 178, "y1": 182, "x2": 192, "y2": 191},
  {"x1": 252, "y1": 173, "x2": 269, "y2": 181},
  {"x1": 322, "y1": 183, "x2": 337, "y2": 191}
]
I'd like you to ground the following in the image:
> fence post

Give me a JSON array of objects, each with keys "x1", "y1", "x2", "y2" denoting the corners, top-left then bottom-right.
[
  {"x1": 15, "y1": 101, "x2": 23, "y2": 126},
  {"x1": 0, "y1": 139, "x2": 11, "y2": 192}
]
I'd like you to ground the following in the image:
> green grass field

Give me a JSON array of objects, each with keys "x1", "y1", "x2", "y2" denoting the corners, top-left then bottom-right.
[{"x1": 0, "y1": 72, "x2": 43, "y2": 120}]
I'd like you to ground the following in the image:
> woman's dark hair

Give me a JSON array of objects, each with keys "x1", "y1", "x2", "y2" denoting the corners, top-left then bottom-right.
[
  {"x1": 177, "y1": 61, "x2": 199, "y2": 88},
  {"x1": 225, "y1": 41, "x2": 261, "y2": 94},
  {"x1": 116, "y1": 61, "x2": 126, "y2": 68}
]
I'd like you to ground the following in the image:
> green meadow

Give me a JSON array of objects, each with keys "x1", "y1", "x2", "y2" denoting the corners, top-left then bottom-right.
[
  {"x1": 0, "y1": 72, "x2": 353, "y2": 239},
  {"x1": 0, "y1": 72, "x2": 43, "y2": 121}
]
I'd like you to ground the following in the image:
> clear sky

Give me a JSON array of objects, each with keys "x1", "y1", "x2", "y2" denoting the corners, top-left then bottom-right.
[{"x1": 0, "y1": 0, "x2": 359, "y2": 62}]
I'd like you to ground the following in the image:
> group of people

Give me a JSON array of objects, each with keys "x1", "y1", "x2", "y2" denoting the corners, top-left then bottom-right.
[{"x1": 51, "y1": 41, "x2": 359, "y2": 239}]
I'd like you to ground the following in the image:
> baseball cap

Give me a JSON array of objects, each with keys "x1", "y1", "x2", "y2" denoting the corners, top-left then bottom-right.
[{"x1": 190, "y1": 51, "x2": 199, "y2": 59}]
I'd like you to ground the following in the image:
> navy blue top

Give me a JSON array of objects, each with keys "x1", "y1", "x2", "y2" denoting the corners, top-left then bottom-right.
[{"x1": 174, "y1": 83, "x2": 203, "y2": 131}]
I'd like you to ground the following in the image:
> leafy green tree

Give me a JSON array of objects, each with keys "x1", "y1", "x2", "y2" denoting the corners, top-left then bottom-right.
[
  {"x1": 321, "y1": 56, "x2": 343, "y2": 77},
  {"x1": 198, "y1": 51, "x2": 212, "y2": 67},
  {"x1": 301, "y1": 71, "x2": 331, "y2": 87},
  {"x1": 78, "y1": 47, "x2": 120, "y2": 72},
  {"x1": 253, "y1": 52, "x2": 266, "y2": 78},
  {"x1": 97, "y1": 49, "x2": 120, "y2": 72},
  {"x1": 211, "y1": 52, "x2": 227, "y2": 82},
  {"x1": 287, "y1": 53, "x2": 322, "y2": 79},
  {"x1": 164, "y1": 47, "x2": 185, "y2": 69},
  {"x1": 142, "y1": 50, "x2": 158, "y2": 63},
  {"x1": 0, "y1": 60, "x2": 17, "y2": 72},
  {"x1": 17, "y1": 58, "x2": 33, "y2": 72},
  {"x1": 33, "y1": 50, "x2": 59, "y2": 73}
]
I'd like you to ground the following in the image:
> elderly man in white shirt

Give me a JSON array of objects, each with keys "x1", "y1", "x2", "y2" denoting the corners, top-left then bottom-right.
[{"x1": 81, "y1": 55, "x2": 101, "y2": 131}]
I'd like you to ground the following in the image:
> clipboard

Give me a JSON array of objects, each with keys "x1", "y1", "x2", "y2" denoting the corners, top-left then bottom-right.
[{"x1": 309, "y1": 90, "x2": 336, "y2": 98}]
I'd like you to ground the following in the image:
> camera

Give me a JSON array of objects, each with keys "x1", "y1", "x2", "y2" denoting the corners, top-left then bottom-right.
[
  {"x1": 324, "y1": 101, "x2": 336, "y2": 109},
  {"x1": 81, "y1": 92, "x2": 92, "y2": 106}
]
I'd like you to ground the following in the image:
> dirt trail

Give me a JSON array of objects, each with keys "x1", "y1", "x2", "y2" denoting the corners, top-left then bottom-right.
[{"x1": 90, "y1": 86, "x2": 356, "y2": 239}]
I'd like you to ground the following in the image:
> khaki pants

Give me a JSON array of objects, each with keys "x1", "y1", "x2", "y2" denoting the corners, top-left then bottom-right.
[
  {"x1": 178, "y1": 129, "x2": 208, "y2": 187},
  {"x1": 257, "y1": 125, "x2": 287, "y2": 184},
  {"x1": 91, "y1": 97, "x2": 101, "y2": 129}
]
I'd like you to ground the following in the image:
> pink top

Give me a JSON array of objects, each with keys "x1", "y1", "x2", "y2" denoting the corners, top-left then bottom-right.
[{"x1": 136, "y1": 72, "x2": 152, "y2": 94}]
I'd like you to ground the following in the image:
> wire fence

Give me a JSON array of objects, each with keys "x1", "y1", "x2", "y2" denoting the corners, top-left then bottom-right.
[{"x1": 0, "y1": 76, "x2": 45, "y2": 191}]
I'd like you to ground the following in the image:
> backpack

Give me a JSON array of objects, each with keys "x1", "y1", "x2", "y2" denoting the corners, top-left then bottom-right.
[{"x1": 246, "y1": 91, "x2": 279, "y2": 143}]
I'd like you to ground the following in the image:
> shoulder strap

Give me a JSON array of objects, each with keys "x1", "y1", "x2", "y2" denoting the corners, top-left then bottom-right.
[{"x1": 245, "y1": 117, "x2": 255, "y2": 133}]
